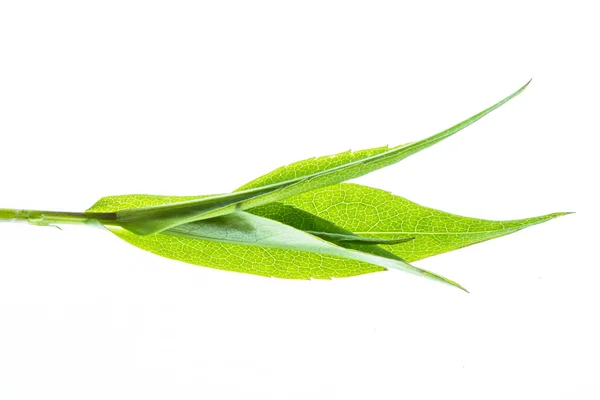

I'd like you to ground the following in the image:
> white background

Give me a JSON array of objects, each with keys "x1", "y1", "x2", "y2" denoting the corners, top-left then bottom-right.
[{"x1": 0, "y1": 1, "x2": 597, "y2": 399}]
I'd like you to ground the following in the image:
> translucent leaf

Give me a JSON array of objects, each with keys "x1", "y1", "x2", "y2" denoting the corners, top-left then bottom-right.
[{"x1": 280, "y1": 183, "x2": 570, "y2": 262}]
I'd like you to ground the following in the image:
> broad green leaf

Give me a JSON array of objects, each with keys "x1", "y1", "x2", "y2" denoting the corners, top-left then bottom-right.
[
  {"x1": 89, "y1": 196, "x2": 465, "y2": 289},
  {"x1": 281, "y1": 183, "x2": 570, "y2": 262},
  {"x1": 98, "y1": 81, "x2": 530, "y2": 235},
  {"x1": 88, "y1": 193, "x2": 408, "y2": 262}
]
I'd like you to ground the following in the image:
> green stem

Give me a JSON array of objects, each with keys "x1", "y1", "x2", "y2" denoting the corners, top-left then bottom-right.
[{"x1": 0, "y1": 208, "x2": 117, "y2": 227}]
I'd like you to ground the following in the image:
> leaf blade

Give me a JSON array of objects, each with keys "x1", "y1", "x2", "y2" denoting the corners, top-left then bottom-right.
[
  {"x1": 104, "y1": 81, "x2": 530, "y2": 235},
  {"x1": 282, "y1": 183, "x2": 569, "y2": 262},
  {"x1": 166, "y1": 211, "x2": 465, "y2": 290}
]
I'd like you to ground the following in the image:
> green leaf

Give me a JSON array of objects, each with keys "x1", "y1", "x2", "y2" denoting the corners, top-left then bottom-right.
[
  {"x1": 280, "y1": 183, "x2": 570, "y2": 262},
  {"x1": 235, "y1": 80, "x2": 530, "y2": 193},
  {"x1": 88, "y1": 192, "x2": 407, "y2": 261},
  {"x1": 89, "y1": 196, "x2": 466, "y2": 290},
  {"x1": 98, "y1": 81, "x2": 530, "y2": 235}
]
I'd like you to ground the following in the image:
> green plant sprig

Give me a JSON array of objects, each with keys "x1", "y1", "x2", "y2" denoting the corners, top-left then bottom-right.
[{"x1": 0, "y1": 81, "x2": 571, "y2": 291}]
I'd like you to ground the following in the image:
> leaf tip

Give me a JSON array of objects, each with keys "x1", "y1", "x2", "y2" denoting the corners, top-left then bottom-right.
[
  {"x1": 551, "y1": 211, "x2": 575, "y2": 218},
  {"x1": 420, "y1": 269, "x2": 469, "y2": 293},
  {"x1": 448, "y1": 278, "x2": 469, "y2": 293},
  {"x1": 513, "y1": 78, "x2": 533, "y2": 97}
]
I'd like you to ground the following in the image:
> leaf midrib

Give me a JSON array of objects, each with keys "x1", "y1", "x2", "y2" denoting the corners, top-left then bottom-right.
[{"x1": 353, "y1": 228, "x2": 523, "y2": 236}]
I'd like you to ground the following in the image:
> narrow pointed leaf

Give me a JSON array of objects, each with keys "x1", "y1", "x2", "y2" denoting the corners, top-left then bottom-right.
[
  {"x1": 167, "y1": 211, "x2": 464, "y2": 290},
  {"x1": 237, "y1": 81, "x2": 529, "y2": 193},
  {"x1": 281, "y1": 183, "x2": 570, "y2": 262},
  {"x1": 99, "y1": 81, "x2": 530, "y2": 235}
]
